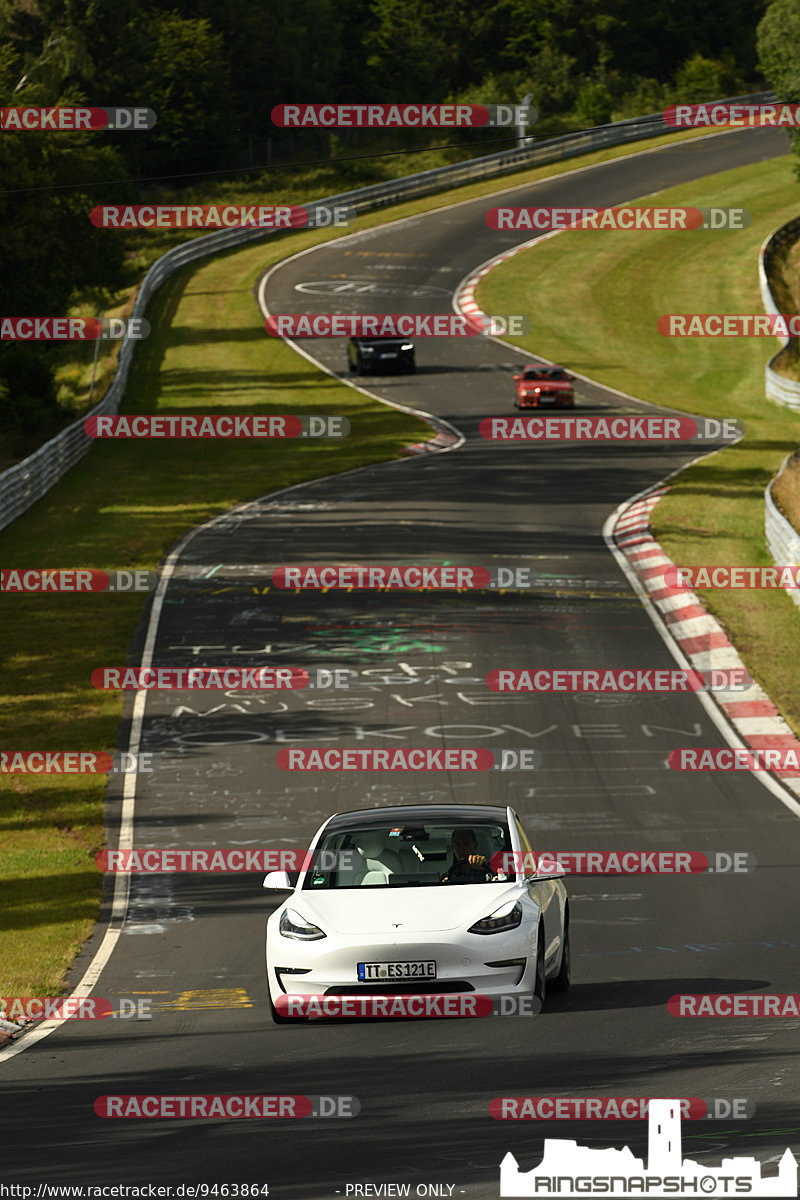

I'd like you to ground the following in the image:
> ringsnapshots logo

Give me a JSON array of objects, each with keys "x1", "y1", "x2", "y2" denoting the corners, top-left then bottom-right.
[
  {"x1": 498, "y1": 1099, "x2": 797, "y2": 1197},
  {"x1": 84, "y1": 415, "x2": 348, "y2": 438},
  {"x1": 90, "y1": 204, "x2": 352, "y2": 229},
  {"x1": 664, "y1": 101, "x2": 800, "y2": 128},
  {"x1": 265, "y1": 313, "x2": 529, "y2": 337},
  {"x1": 271, "y1": 564, "x2": 537, "y2": 589},
  {"x1": 486, "y1": 206, "x2": 748, "y2": 232},
  {"x1": 1, "y1": 569, "x2": 155, "y2": 592},
  {"x1": 480, "y1": 416, "x2": 744, "y2": 442},
  {"x1": 271, "y1": 103, "x2": 535, "y2": 128},
  {"x1": 1, "y1": 317, "x2": 148, "y2": 340},
  {"x1": 487, "y1": 668, "x2": 753, "y2": 693},
  {"x1": 1, "y1": 106, "x2": 156, "y2": 131}
]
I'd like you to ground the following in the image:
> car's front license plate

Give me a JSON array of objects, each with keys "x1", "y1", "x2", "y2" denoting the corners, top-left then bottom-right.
[
  {"x1": 380, "y1": 352, "x2": 398, "y2": 359},
  {"x1": 357, "y1": 960, "x2": 436, "y2": 981}
]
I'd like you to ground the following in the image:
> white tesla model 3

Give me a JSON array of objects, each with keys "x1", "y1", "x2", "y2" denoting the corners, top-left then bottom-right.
[{"x1": 264, "y1": 804, "x2": 569, "y2": 1022}]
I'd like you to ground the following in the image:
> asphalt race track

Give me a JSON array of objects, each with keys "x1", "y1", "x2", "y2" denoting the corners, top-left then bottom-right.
[{"x1": 3, "y1": 127, "x2": 799, "y2": 1199}]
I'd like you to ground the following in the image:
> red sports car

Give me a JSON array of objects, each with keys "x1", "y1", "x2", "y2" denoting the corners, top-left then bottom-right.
[{"x1": 513, "y1": 365, "x2": 575, "y2": 408}]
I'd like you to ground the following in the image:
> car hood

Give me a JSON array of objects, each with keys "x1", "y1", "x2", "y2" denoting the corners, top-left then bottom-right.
[
  {"x1": 294, "y1": 883, "x2": 521, "y2": 934},
  {"x1": 520, "y1": 380, "x2": 572, "y2": 390}
]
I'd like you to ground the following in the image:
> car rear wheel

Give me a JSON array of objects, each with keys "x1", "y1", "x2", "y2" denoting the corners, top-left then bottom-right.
[
  {"x1": 533, "y1": 929, "x2": 546, "y2": 1010},
  {"x1": 551, "y1": 914, "x2": 571, "y2": 992}
]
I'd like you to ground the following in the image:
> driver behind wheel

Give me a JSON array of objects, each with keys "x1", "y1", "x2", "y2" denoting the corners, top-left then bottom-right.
[{"x1": 441, "y1": 828, "x2": 493, "y2": 883}]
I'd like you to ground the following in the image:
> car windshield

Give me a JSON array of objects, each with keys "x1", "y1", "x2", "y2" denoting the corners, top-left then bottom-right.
[
  {"x1": 302, "y1": 822, "x2": 514, "y2": 888},
  {"x1": 522, "y1": 367, "x2": 567, "y2": 381}
]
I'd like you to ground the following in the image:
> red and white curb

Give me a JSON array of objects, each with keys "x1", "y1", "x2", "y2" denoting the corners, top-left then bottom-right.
[
  {"x1": 613, "y1": 485, "x2": 800, "y2": 799},
  {"x1": 455, "y1": 230, "x2": 559, "y2": 341},
  {"x1": 403, "y1": 421, "x2": 461, "y2": 455}
]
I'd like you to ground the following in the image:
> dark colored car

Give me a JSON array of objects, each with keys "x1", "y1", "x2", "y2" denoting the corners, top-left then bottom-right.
[
  {"x1": 348, "y1": 337, "x2": 416, "y2": 375},
  {"x1": 513, "y1": 365, "x2": 574, "y2": 408}
]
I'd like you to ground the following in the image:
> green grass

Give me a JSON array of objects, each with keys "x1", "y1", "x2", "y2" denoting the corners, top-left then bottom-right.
[
  {"x1": 477, "y1": 152, "x2": 800, "y2": 736},
  {"x1": 0, "y1": 122, "x2": 745, "y2": 996}
]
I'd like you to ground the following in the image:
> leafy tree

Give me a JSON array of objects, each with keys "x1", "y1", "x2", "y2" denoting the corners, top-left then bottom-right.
[
  {"x1": 0, "y1": 37, "x2": 127, "y2": 437},
  {"x1": 758, "y1": 0, "x2": 800, "y2": 98}
]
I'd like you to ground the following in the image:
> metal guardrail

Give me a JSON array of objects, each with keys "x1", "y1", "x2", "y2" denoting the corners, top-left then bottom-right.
[
  {"x1": 760, "y1": 215, "x2": 800, "y2": 412},
  {"x1": 0, "y1": 91, "x2": 775, "y2": 532},
  {"x1": 765, "y1": 453, "x2": 800, "y2": 610}
]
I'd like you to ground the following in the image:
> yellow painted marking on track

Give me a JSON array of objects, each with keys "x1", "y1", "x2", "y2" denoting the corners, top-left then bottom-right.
[{"x1": 158, "y1": 988, "x2": 253, "y2": 1011}]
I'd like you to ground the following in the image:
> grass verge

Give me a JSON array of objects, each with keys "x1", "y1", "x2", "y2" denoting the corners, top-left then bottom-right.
[{"x1": 477, "y1": 151, "x2": 800, "y2": 738}]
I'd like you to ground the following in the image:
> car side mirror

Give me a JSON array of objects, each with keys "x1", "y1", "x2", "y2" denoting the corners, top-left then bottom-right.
[
  {"x1": 527, "y1": 858, "x2": 567, "y2": 881},
  {"x1": 513, "y1": 374, "x2": 520, "y2": 381},
  {"x1": 263, "y1": 870, "x2": 292, "y2": 889}
]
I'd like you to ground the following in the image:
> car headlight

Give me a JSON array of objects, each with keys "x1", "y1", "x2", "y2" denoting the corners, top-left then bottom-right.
[
  {"x1": 401, "y1": 343, "x2": 414, "y2": 350},
  {"x1": 279, "y1": 907, "x2": 326, "y2": 941},
  {"x1": 468, "y1": 900, "x2": 523, "y2": 935}
]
